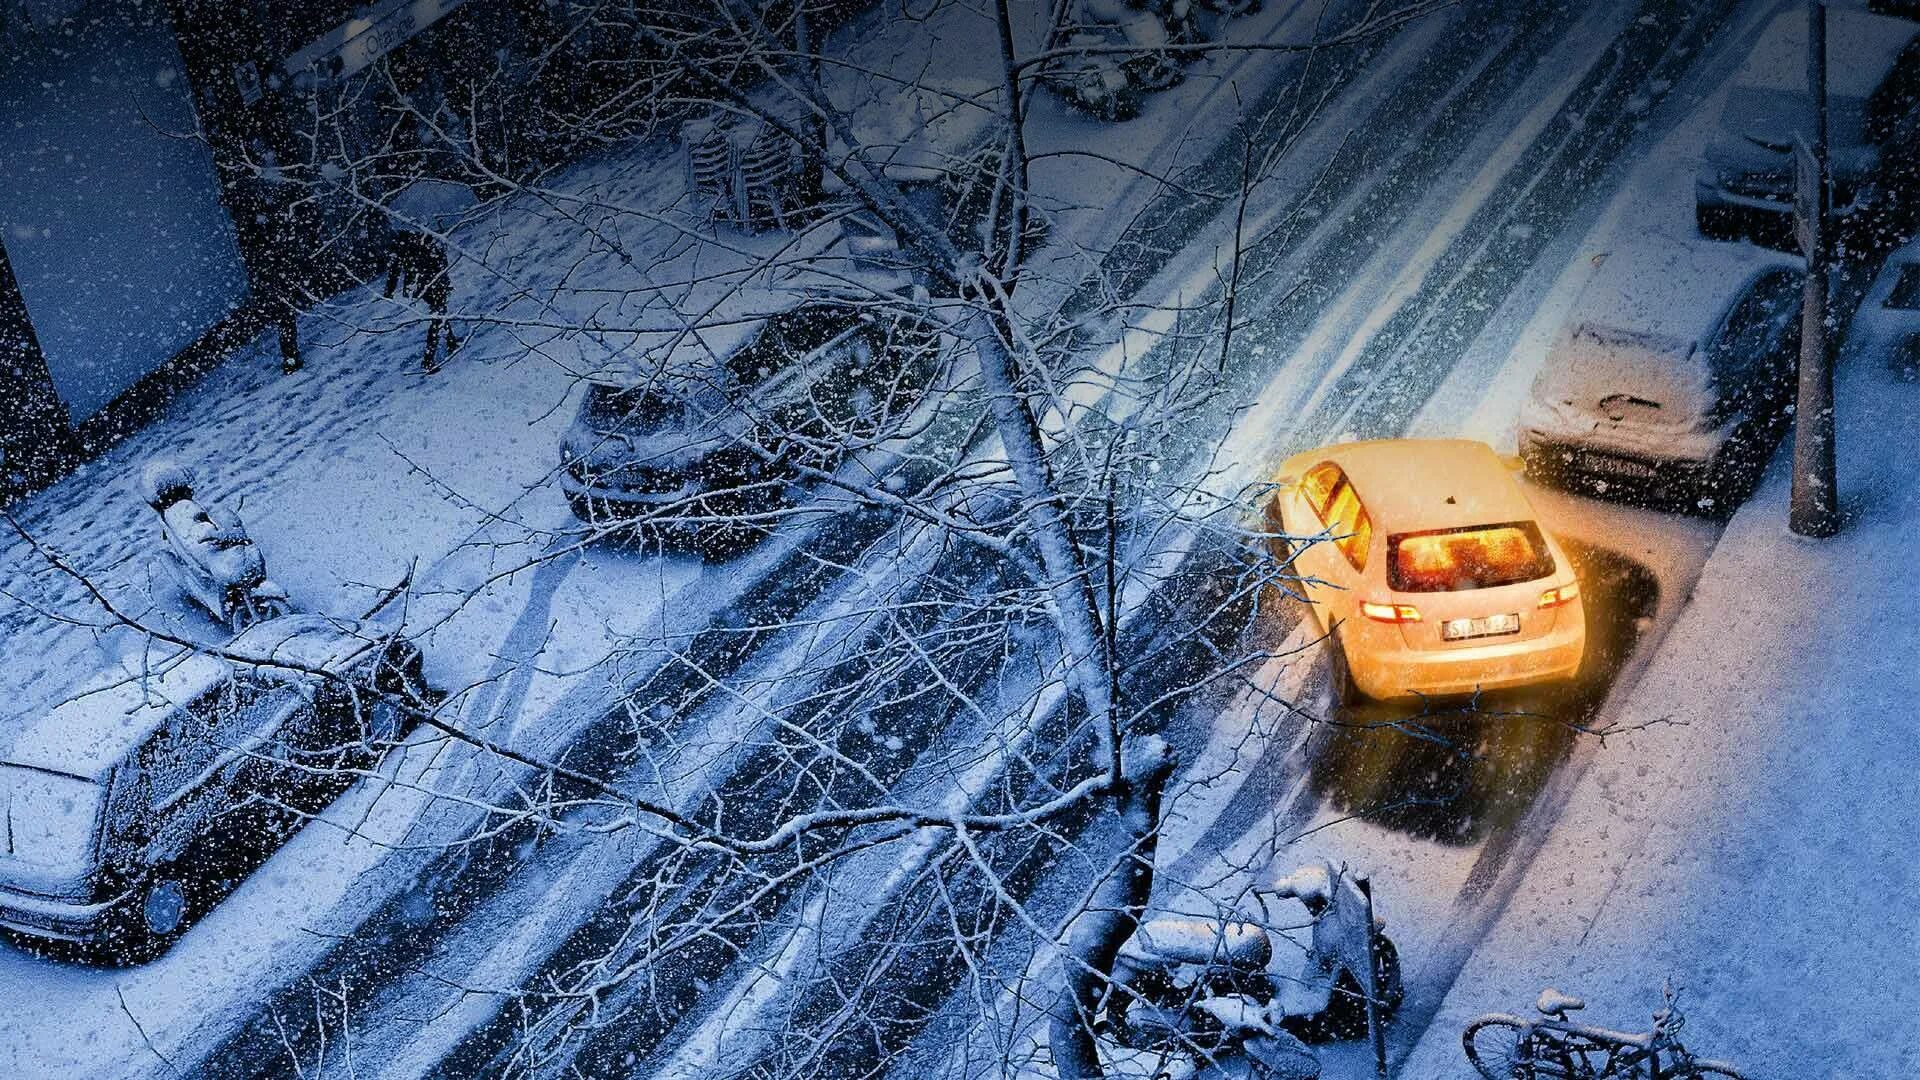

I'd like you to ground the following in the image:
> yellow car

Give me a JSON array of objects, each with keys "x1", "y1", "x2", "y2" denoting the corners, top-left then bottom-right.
[{"x1": 1264, "y1": 439, "x2": 1585, "y2": 702}]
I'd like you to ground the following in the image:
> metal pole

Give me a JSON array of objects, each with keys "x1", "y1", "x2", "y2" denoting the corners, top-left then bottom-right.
[
  {"x1": 1357, "y1": 875, "x2": 1388, "y2": 1079},
  {"x1": 1791, "y1": 0, "x2": 1839, "y2": 537}
]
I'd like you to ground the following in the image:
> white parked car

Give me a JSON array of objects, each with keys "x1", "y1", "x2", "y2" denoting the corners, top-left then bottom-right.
[
  {"x1": 0, "y1": 616, "x2": 427, "y2": 958},
  {"x1": 1519, "y1": 234, "x2": 1803, "y2": 509},
  {"x1": 1842, "y1": 236, "x2": 1920, "y2": 377}
]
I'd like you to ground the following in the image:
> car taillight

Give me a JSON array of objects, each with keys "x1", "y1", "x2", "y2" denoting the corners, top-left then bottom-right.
[
  {"x1": 1538, "y1": 581, "x2": 1581, "y2": 608},
  {"x1": 1361, "y1": 600, "x2": 1421, "y2": 623}
]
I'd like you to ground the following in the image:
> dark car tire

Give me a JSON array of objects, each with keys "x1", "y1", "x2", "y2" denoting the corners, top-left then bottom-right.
[
  {"x1": 1327, "y1": 625, "x2": 1363, "y2": 705},
  {"x1": 93, "y1": 872, "x2": 193, "y2": 964}
]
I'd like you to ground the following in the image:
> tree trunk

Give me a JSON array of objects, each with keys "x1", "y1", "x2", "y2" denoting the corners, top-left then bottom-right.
[{"x1": 1049, "y1": 735, "x2": 1175, "y2": 1080}]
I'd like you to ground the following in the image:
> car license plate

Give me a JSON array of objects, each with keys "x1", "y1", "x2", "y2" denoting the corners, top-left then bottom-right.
[
  {"x1": 1582, "y1": 452, "x2": 1656, "y2": 480},
  {"x1": 1442, "y1": 613, "x2": 1521, "y2": 641}
]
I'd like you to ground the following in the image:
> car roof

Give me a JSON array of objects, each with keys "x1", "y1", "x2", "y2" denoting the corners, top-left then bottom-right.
[
  {"x1": 1570, "y1": 231, "x2": 1800, "y2": 348},
  {"x1": 1735, "y1": 9, "x2": 1915, "y2": 98},
  {"x1": 1282, "y1": 439, "x2": 1536, "y2": 532},
  {"x1": 0, "y1": 651, "x2": 230, "y2": 782},
  {"x1": 0, "y1": 615, "x2": 382, "y2": 782}
]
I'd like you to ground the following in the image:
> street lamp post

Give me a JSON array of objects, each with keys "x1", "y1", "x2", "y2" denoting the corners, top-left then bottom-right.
[{"x1": 1791, "y1": 0, "x2": 1840, "y2": 537}]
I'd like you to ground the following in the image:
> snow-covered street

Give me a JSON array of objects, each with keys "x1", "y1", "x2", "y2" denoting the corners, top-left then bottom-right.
[{"x1": 3, "y1": 0, "x2": 1914, "y2": 1077}]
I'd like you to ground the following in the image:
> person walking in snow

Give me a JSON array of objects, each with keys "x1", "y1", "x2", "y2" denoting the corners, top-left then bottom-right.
[
  {"x1": 381, "y1": 178, "x2": 475, "y2": 373},
  {"x1": 383, "y1": 228, "x2": 459, "y2": 373}
]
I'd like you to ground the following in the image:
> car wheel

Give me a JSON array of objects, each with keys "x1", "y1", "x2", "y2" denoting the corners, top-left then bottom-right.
[
  {"x1": 1326, "y1": 624, "x2": 1362, "y2": 704},
  {"x1": 97, "y1": 873, "x2": 192, "y2": 963}
]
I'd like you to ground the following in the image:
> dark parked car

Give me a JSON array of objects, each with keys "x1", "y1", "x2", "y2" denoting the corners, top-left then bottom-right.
[
  {"x1": 0, "y1": 616, "x2": 427, "y2": 958},
  {"x1": 1519, "y1": 235, "x2": 1803, "y2": 511},
  {"x1": 560, "y1": 290, "x2": 942, "y2": 552},
  {"x1": 1696, "y1": 10, "x2": 1920, "y2": 248}
]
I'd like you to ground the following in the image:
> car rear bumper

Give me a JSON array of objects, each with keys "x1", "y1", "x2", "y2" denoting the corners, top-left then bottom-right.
[
  {"x1": 1347, "y1": 616, "x2": 1584, "y2": 701},
  {"x1": 1518, "y1": 429, "x2": 1720, "y2": 494}
]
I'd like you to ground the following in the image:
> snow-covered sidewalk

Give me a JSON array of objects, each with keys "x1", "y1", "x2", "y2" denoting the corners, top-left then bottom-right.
[{"x1": 1397, "y1": 347, "x2": 1920, "y2": 1076}]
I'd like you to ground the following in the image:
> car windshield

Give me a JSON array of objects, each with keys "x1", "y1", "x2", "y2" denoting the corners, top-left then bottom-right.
[
  {"x1": 1388, "y1": 522, "x2": 1556, "y2": 593},
  {"x1": 580, "y1": 383, "x2": 682, "y2": 431},
  {"x1": 0, "y1": 766, "x2": 105, "y2": 874}
]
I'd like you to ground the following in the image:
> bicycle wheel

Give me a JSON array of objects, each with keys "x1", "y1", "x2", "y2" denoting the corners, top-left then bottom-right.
[{"x1": 1463, "y1": 1016, "x2": 1530, "y2": 1079}]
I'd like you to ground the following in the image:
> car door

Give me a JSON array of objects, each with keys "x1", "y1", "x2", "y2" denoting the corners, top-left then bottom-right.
[{"x1": 1708, "y1": 270, "x2": 1802, "y2": 431}]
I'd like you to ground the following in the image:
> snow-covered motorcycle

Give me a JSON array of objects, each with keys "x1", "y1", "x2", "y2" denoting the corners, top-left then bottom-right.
[
  {"x1": 142, "y1": 461, "x2": 292, "y2": 633},
  {"x1": 1098, "y1": 860, "x2": 1404, "y2": 1079}
]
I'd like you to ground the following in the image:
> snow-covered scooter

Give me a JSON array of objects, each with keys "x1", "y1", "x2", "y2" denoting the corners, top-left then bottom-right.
[
  {"x1": 1098, "y1": 860, "x2": 1404, "y2": 1079},
  {"x1": 142, "y1": 461, "x2": 293, "y2": 633},
  {"x1": 1042, "y1": 0, "x2": 1201, "y2": 120}
]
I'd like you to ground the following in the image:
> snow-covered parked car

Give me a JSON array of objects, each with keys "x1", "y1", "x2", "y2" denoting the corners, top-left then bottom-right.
[
  {"x1": 1696, "y1": 9, "x2": 1919, "y2": 248},
  {"x1": 0, "y1": 615, "x2": 426, "y2": 957},
  {"x1": 1519, "y1": 234, "x2": 1802, "y2": 510},
  {"x1": 557, "y1": 215, "x2": 947, "y2": 552},
  {"x1": 1842, "y1": 236, "x2": 1920, "y2": 378},
  {"x1": 562, "y1": 290, "x2": 942, "y2": 553}
]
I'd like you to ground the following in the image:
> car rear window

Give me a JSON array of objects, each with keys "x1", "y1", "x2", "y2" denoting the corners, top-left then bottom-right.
[
  {"x1": 581, "y1": 383, "x2": 682, "y2": 430},
  {"x1": 1388, "y1": 522, "x2": 1556, "y2": 593}
]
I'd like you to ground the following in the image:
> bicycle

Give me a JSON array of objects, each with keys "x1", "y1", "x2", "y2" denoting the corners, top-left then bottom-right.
[{"x1": 1462, "y1": 985, "x2": 1745, "y2": 1080}]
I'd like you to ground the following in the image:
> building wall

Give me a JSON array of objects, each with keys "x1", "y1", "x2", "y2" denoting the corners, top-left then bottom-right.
[
  {"x1": 0, "y1": 0, "x2": 249, "y2": 424},
  {"x1": 0, "y1": 241, "x2": 73, "y2": 500}
]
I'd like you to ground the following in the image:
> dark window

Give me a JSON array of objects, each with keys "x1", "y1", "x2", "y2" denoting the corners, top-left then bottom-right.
[
  {"x1": 725, "y1": 305, "x2": 863, "y2": 386},
  {"x1": 1388, "y1": 521, "x2": 1556, "y2": 593},
  {"x1": 1710, "y1": 271, "x2": 1801, "y2": 382},
  {"x1": 1886, "y1": 264, "x2": 1920, "y2": 310}
]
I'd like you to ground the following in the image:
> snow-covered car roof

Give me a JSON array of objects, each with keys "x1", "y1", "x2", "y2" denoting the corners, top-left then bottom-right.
[
  {"x1": 1567, "y1": 232, "x2": 1800, "y2": 348},
  {"x1": 1733, "y1": 9, "x2": 1914, "y2": 98},
  {"x1": 1, "y1": 652, "x2": 231, "y2": 782},
  {"x1": 1282, "y1": 439, "x2": 1536, "y2": 532},
  {"x1": 0, "y1": 615, "x2": 389, "y2": 782}
]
